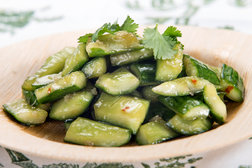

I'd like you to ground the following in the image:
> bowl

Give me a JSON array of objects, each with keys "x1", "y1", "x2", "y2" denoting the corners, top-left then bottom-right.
[{"x1": 0, "y1": 26, "x2": 252, "y2": 162}]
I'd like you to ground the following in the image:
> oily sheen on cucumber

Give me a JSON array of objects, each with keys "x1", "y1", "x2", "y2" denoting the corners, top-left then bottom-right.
[
  {"x1": 64, "y1": 117, "x2": 131, "y2": 147},
  {"x1": 86, "y1": 31, "x2": 142, "y2": 57},
  {"x1": 49, "y1": 90, "x2": 94, "y2": 120},
  {"x1": 136, "y1": 116, "x2": 178, "y2": 145},
  {"x1": 152, "y1": 76, "x2": 211, "y2": 96},
  {"x1": 94, "y1": 93, "x2": 150, "y2": 134},
  {"x1": 3, "y1": 99, "x2": 48, "y2": 125},
  {"x1": 220, "y1": 64, "x2": 245, "y2": 102},
  {"x1": 183, "y1": 54, "x2": 220, "y2": 85},
  {"x1": 22, "y1": 47, "x2": 75, "y2": 91},
  {"x1": 159, "y1": 96, "x2": 210, "y2": 120},
  {"x1": 95, "y1": 68, "x2": 140, "y2": 95},
  {"x1": 35, "y1": 71, "x2": 86, "y2": 104}
]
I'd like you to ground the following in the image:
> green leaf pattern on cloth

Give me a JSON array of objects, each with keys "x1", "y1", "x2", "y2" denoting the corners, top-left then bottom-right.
[{"x1": 2, "y1": 148, "x2": 203, "y2": 168}]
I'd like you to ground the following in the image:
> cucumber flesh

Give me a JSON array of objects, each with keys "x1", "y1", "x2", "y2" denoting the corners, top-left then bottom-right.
[
  {"x1": 49, "y1": 90, "x2": 94, "y2": 120},
  {"x1": 183, "y1": 55, "x2": 220, "y2": 85},
  {"x1": 94, "y1": 93, "x2": 150, "y2": 134},
  {"x1": 86, "y1": 31, "x2": 142, "y2": 57},
  {"x1": 64, "y1": 117, "x2": 131, "y2": 147},
  {"x1": 159, "y1": 96, "x2": 210, "y2": 120},
  {"x1": 22, "y1": 89, "x2": 38, "y2": 106},
  {"x1": 220, "y1": 64, "x2": 244, "y2": 102},
  {"x1": 22, "y1": 47, "x2": 75, "y2": 91},
  {"x1": 62, "y1": 43, "x2": 89, "y2": 76},
  {"x1": 35, "y1": 71, "x2": 86, "y2": 104},
  {"x1": 82, "y1": 57, "x2": 107, "y2": 79},
  {"x1": 136, "y1": 116, "x2": 178, "y2": 145},
  {"x1": 130, "y1": 63, "x2": 158, "y2": 86},
  {"x1": 155, "y1": 44, "x2": 183, "y2": 81},
  {"x1": 3, "y1": 99, "x2": 48, "y2": 125},
  {"x1": 95, "y1": 68, "x2": 140, "y2": 95},
  {"x1": 110, "y1": 48, "x2": 153, "y2": 66},
  {"x1": 32, "y1": 73, "x2": 62, "y2": 89},
  {"x1": 203, "y1": 84, "x2": 227, "y2": 124},
  {"x1": 168, "y1": 115, "x2": 212, "y2": 135},
  {"x1": 152, "y1": 76, "x2": 211, "y2": 96}
]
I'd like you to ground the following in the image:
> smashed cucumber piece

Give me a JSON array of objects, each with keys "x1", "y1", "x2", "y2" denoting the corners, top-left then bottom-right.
[
  {"x1": 159, "y1": 96, "x2": 210, "y2": 120},
  {"x1": 64, "y1": 117, "x2": 131, "y2": 147},
  {"x1": 136, "y1": 116, "x2": 178, "y2": 145},
  {"x1": 168, "y1": 115, "x2": 212, "y2": 135},
  {"x1": 95, "y1": 68, "x2": 140, "y2": 95},
  {"x1": 203, "y1": 84, "x2": 227, "y2": 124},
  {"x1": 32, "y1": 73, "x2": 62, "y2": 89},
  {"x1": 3, "y1": 99, "x2": 48, "y2": 125},
  {"x1": 155, "y1": 44, "x2": 183, "y2": 81},
  {"x1": 110, "y1": 48, "x2": 153, "y2": 66},
  {"x1": 183, "y1": 54, "x2": 220, "y2": 85},
  {"x1": 220, "y1": 64, "x2": 245, "y2": 102},
  {"x1": 94, "y1": 93, "x2": 150, "y2": 134},
  {"x1": 152, "y1": 76, "x2": 211, "y2": 96},
  {"x1": 49, "y1": 90, "x2": 94, "y2": 120},
  {"x1": 86, "y1": 31, "x2": 142, "y2": 57},
  {"x1": 130, "y1": 63, "x2": 158, "y2": 86},
  {"x1": 62, "y1": 43, "x2": 89, "y2": 76},
  {"x1": 22, "y1": 47, "x2": 75, "y2": 91},
  {"x1": 35, "y1": 71, "x2": 86, "y2": 104},
  {"x1": 82, "y1": 57, "x2": 107, "y2": 79}
]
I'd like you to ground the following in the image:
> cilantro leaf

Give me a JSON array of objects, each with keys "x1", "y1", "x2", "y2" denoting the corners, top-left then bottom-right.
[
  {"x1": 121, "y1": 16, "x2": 138, "y2": 33},
  {"x1": 91, "y1": 22, "x2": 120, "y2": 42},
  {"x1": 143, "y1": 25, "x2": 177, "y2": 60},
  {"x1": 78, "y1": 16, "x2": 139, "y2": 43},
  {"x1": 163, "y1": 26, "x2": 182, "y2": 39},
  {"x1": 78, "y1": 33, "x2": 93, "y2": 43}
]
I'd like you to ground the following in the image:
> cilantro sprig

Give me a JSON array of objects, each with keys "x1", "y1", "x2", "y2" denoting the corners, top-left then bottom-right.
[
  {"x1": 78, "y1": 16, "x2": 138, "y2": 43},
  {"x1": 143, "y1": 25, "x2": 182, "y2": 60}
]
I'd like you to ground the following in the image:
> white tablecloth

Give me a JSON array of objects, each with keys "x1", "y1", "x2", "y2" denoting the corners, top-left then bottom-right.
[{"x1": 0, "y1": 0, "x2": 251, "y2": 167}]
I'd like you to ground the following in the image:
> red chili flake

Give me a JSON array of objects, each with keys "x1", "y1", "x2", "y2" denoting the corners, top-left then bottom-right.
[
  {"x1": 48, "y1": 88, "x2": 52, "y2": 94},
  {"x1": 191, "y1": 79, "x2": 197, "y2": 84},
  {"x1": 122, "y1": 106, "x2": 130, "y2": 112},
  {"x1": 225, "y1": 86, "x2": 234, "y2": 94}
]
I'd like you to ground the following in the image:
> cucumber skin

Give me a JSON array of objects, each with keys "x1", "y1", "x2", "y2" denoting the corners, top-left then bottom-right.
[
  {"x1": 22, "y1": 47, "x2": 75, "y2": 91},
  {"x1": 35, "y1": 71, "x2": 86, "y2": 104},
  {"x1": 62, "y1": 43, "x2": 89, "y2": 76},
  {"x1": 95, "y1": 69, "x2": 140, "y2": 96},
  {"x1": 94, "y1": 93, "x2": 150, "y2": 134},
  {"x1": 110, "y1": 48, "x2": 153, "y2": 66},
  {"x1": 130, "y1": 63, "x2": 158, "y2": 86},
  {"x1": 136, "y1": 119, "x2": 178, "y2": 145},
  {"x1": 82, "y1": 57, "x2": 107, "y2": 79},
  {"x1": 31, "y1": 73, "x2": 62, "y2": 90},
  {"x1": 159, "y1": 96, "x2": 209, "y2": 120},
  {"x1": 86, "y1": 31, "x2": 142, "y2": 57},
  {"x1": 220, "y1": 64, "x2": 245, "y2": 102},
  {"x1": 168, "y1": 115, "x2": 212, "y2": 135},
  {"x1": 183, "y1": 55, "x2": 220, "y2": 85},
  {"x1": 203, "y1": 84, "x2": 227, "y2": 124},
  {"x1": 22, "y1": 89, "x2": 38, "y2": 106},
  {"x1": 64, "y1": 117, "x2": 131, "y2": 147},
  {"x1": 3, "y1": 99, "x2": 48, "y2": 125},
  {"x1": 49, "y1": 90, "x2": 93, "y2": 120},
  {"x1": 155, "y1": 44, "x2": 183, "y2": 82},
  {"x1": 152, "y1": 76, "x2": 211, "y2": 96}
]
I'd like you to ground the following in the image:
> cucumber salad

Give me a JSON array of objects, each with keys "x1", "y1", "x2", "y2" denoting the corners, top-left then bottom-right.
[{"x1": 3, "y1": 16, "x2": 245, "y2": 147}]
